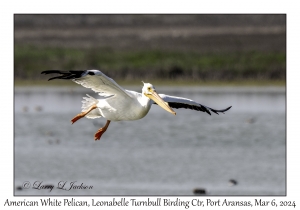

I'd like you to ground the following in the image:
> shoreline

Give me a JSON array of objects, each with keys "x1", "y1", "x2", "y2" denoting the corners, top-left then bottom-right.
[
  {"x1": 14, "y1": 79, "x2": 286, "y2": 87},
  {"x1": 14, "y1": 85, "x2": 286, "y2": 95}
]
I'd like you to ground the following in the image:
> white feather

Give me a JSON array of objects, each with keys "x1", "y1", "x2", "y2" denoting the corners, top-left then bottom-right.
[
  {"x1": 81, "y1": 94, "x2": 102, "y2": 119},
  {"x1": 73, "y1": 70, "x2": 133, "y2": 98},
  {"x1": 158, "y1": 94, "x2": 200, "y2": 106}
]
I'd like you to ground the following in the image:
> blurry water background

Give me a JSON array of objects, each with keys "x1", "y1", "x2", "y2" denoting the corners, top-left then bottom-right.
[{"x1": 14, "y1": 86, "x2": 285, "y2": 195}]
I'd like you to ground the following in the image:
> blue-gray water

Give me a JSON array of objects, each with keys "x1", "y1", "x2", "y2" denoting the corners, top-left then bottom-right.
[{"x1": 14, "y1": 86, "x2": 285, "y2": 195}]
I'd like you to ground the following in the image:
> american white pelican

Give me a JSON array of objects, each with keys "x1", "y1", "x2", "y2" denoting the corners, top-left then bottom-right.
[{"x1": 41, "y1": 70, "x2": 231, "y2": 141}]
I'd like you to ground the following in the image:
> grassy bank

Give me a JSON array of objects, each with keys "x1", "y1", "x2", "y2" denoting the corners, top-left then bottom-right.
[
  {"x1": 14, "y1": 45, "x2": 286, "y2": 82},
  {"x1": 15, "y1": 79, "x2": 285, "y2": 87}
]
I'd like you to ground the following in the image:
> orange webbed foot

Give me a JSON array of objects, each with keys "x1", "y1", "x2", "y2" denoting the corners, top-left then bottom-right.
[
  {"x1": 71, "y1": 104, "x2": 98, "y2": 124},
  {"x1": 94, "y1": 120, "x2": 111, "y2": 141},
  {"x1": 71, "y1": 113, "x2": 84, "y2": 124},
  {"x1": 94, "y1": 129, "x2": 105, "y2": 141}
]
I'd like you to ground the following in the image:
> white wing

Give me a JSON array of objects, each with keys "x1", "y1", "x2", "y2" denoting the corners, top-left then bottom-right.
[
  {"x1": 157, "y1": 94, "x2": 232, "y2": 115},
  {"x1": 41, "y1": 70, "x2": 133, "y2": 98}
]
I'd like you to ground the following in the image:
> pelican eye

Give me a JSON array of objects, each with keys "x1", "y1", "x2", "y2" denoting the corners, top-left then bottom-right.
[{"x1": 148, "y1": 87, "x2": 151, "y2": 91}]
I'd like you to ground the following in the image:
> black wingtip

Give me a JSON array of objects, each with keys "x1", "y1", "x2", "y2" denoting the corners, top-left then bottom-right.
[
  {"x1": 209, "y1": 108, "x2": 219, "y2": 115},
  {"x1": 222, "y1": 106, "x2": 232, "y2": 114},
  {"x1": 208, "y1": 105, "x2": 232, "y2": 115},
  {"x1": 225, "y1": 106, "x2": 232, "y2": 111},
  {"x1": 206, "y1": 109, "x2": 211, "y2": 115},
  {"x1": 41, "y1": 70, "x2": 85, "y2": 81}
]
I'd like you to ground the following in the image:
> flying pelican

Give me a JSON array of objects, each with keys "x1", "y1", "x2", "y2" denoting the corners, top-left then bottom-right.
[{"x1": 41, "y1": 70, "x2": 232, "y2": 141}]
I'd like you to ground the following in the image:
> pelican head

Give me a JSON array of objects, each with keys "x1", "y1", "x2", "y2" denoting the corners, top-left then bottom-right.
[{"x1": 142, "y1": 82, "x2": 176, "y2": 115}]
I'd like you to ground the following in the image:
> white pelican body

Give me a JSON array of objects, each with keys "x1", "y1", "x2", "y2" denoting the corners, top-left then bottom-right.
[
  {"x1": 42, "y1": 70, "x2": 231, "y2": 140},
  {"x1": 92, "y1": 90, "x2": 152, "y2": 121}
]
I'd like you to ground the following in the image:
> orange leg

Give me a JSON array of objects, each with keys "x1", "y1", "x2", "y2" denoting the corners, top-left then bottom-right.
[
  {"x1": 94, "y1": 120, "x2": 111, "y2": 141},
  {"x1": 71, "y1": 104, "x2": 97, "y2": 124}
]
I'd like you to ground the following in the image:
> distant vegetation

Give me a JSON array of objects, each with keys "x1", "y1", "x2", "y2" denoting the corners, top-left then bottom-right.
[
  {"x1": 14, "y1": 14, "x2": 286, "y2": 85},
  {"x1": 15, "y1": 45, "x2": 286, "y2": 82}
]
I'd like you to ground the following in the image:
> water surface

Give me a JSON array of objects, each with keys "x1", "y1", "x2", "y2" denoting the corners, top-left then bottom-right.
[{"x1": 14, "y1": 86, "x2": 286, "y2": 195}]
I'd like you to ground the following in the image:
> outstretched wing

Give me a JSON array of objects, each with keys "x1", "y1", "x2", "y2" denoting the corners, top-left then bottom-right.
[
  {"x1": 155, "y1": 94, "x2": 231, "y2": 115},
  {"x1": 41, "y1": 70, "x2": 133, "y2": 98}
]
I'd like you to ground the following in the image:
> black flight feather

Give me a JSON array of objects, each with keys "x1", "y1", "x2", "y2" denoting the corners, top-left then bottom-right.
[
  {"x1": 154, "y1": 102, "x2": 232, "y2": 116},
  {"x1": 41, "y1": 70, "x2": 86, "y2": 81}
]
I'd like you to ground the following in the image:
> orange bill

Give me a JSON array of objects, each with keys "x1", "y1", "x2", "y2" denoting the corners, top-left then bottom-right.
[{"x1": 146, "y1": 91, "x2": 176, "y2": 115}]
